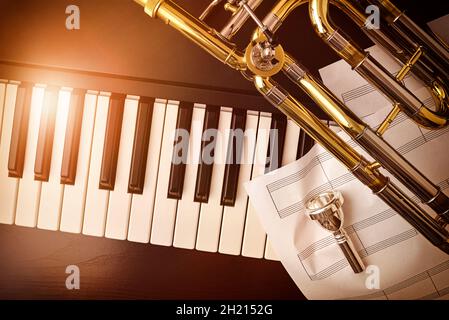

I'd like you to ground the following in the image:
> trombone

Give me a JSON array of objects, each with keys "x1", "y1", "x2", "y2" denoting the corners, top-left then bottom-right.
[{"x1": 133, "y1": 0, "x2": 449, "y2": 254}]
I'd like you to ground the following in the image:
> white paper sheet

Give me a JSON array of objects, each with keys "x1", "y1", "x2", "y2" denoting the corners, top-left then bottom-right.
[
  {"x1": 245, "y1": 107, "x2": 449, "y2": 299},
  {"x1": 245, "y1": 27, "x2": 449, "y2": 299}
]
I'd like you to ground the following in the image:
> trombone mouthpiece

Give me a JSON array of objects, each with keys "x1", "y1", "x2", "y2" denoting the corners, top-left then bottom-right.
[{"x1": 306, "y1": 191, "x2": 365, "y2": 274}]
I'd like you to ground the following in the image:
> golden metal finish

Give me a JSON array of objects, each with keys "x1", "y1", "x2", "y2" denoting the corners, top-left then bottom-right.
[
  {"x1": 376, "y1": 104, "x2": 401, "y2": 136},
  {"x1": 396, "y1": 47, "x2": 423, "y2": 82},
  {"x1": 134, "y1": 0, "x2": 449, "y2": 254},
  {"x1": 139, "y1": 0, "x2": 247, "y2": 71},
  {"x1": 224, "y1": 2, "x2": 238, "y2": 14},
  {"x1": 309, "y1": 0, "x2": 449, "y2": 129},
  {"x1": 245, "y1": 34, "x2": 285, "y2": 77},
  {"x1": 367, "y1": 162, "x2": 382, "y2": 171}
]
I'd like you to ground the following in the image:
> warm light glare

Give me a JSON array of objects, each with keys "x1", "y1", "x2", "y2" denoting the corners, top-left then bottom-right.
[
  {"x1": 57, "y1": 89, "x2": 71, "y2": 130},
  {"x1": 310, "y1": 0, "x2": 325, "y2": 35}
]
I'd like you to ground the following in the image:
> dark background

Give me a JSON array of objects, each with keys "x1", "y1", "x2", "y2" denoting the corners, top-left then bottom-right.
[
  {"x1": 0, "y1": 0, "x2": 447, "y2": 299},
  {"x1": 1, "y1": 0, "x2": 447, "y2": 114}
]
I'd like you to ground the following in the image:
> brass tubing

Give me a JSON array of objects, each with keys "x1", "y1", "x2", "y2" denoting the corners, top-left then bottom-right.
[
  {"x1": 254, "y1": 76, "x2": 367, "y2": 171},
  {"x1": 309, "y1": 0, "x2": 449, "y2": 129},
  {"x1": 356, "y1": 129, "x2": 449, "y2": 222},
  {"x1": 377, "y1": 182, "x2": 449, "y2": 254},
  {"x1": 221, "y1": 0, "x2": 264, "y2": 39},
  {"x1": 199, "y1": 0, "x2": 224, "y2": 21},
  {"x1": 355, "y1": 55, "x2": 448, "y2": 129},
  {"x1": 254, "y1": 76, "x2": 449, "y2": 253},
  {"x1": 354, "y1": 13, "x2": 449, "y2": 119},
  {"x1": 283, "y1": 55, "x2": 366, "y2": 138},
  {"x1": 393, "y1": 15, "x2": 449, "y2": 78},
  {"x1": 376, "y1": 104, "x2": 400, "y2": 135},
  {"x1": 358, "y1": 0, "x2": 449, "y2": 86},
  {"x1": 368, "y1": 0, "x2": 402, "y2": 23},
  {"x1": 310, "y1": 0, "x2": 367, "y2": 65},
  {"x1": 261, "y1": 0, "x2": 365, "y2": 33},
  {"x1": 249, "y1": 0, "x2": 448, "y2": 114},
  {"x1": 367, "y1": 0, "x2": 449, "y2": 75},
  {"x1": 262, "y1": 0, "x2": 447, "y2": 97},
  {"x1": 136, "y1": 0, "x2": 246, "y2": 71},
  {"x1": 283, "y1": 54, "x2": 449, "y2": 221},
  {"x1": 364, "y1": 24, "x2": 444, "y2": 88}
]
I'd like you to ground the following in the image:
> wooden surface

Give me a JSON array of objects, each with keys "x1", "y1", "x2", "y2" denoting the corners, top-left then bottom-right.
[{"x1": 0, "y1": 224, "x2": 303, "y2": 299}]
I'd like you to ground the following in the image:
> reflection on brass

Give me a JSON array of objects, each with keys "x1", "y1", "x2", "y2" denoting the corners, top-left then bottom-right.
[{"x1": 133, "y1": 0, "x2": 449, "y2": 254}]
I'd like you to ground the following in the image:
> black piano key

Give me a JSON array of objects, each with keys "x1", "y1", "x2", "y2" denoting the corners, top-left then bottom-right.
[
  {"x1": 265, "y1": 113, "x2": 287, "y2": 173},
  {"x1": 220, "y1": 108, "x2": 247, "y2": 206},
  {"x1": 99, "y1": 93, "x2": 126, "y2": 190},
  {"x1": 167, "y1": 101, "x2": 194, "y2": 199},
  {"x1": 8, "y1": 83, "x2": 33, "y2": 178},
  {"x1": 296, "y1": 129, "x2": 315, "y2": 159},
  {"x1": 127, "y1": 97, "x2": 155, "y2": 194},
  {"x1": 34, "y1": 86, "x2": 59, "y2": 181},
  {"x1": 194, "y1": 105, "x2": 220, "y2": 203},
  {"x1": 60, "y1": 89, "x2": 85, "y2": 185}
]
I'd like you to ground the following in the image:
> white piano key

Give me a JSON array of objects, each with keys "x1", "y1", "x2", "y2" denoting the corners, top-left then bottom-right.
[
  {"x1": 0, "y1": 83, "x2": 19, "y2": 224},
  {"x1": 127, "y1": 99, "x2": 166, "y2": 243},
  {"x1": 241, "y1": 112, "x2": 272, "y2": 258},
  {"x1": 264, "y1": 240, "x2": 278, "y2": 261},
  {"x1": 105, "y1": 96, "x2": 139, "y2": 240},
  {"x1": 150, "y1": 101, "x2": 180, "y2": 246},
  {"x1": 195, "y1": 107, "x2": 232, "y2": 252},
  {"x1": 37, "y1": 89, "x2": 71, "y2": 230},
  {"x1": 15, "y1": 85, "x2": 45, "y2": 227},
  {"x1": 218, "y1": 111, "x2": 258, "y2": 255},
  {"x1": 60, "y1": 92, "x2": 97, "y2": 233},
  {"x1": 263, "y1": 119, "x2": 300, "y2": 260},
  {"x1": 173, "y1": 105, "x2": 205, "y2": 249},
  {"x1": 0, "y1": 81, "x2": 6, "y2": 134},
  {"x1": 82, "y1": 93, "x2": 111, "y2": 237}
]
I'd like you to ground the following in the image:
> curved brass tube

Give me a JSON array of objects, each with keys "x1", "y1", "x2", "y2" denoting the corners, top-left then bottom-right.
[
  {"x1": 199, "y1": 0, "x2": 224, "y2": 21},
  {"x1": 247, "y1": 0, "x2": 449, "y2": 218},
  {"x1": 355, "y1": 0, "x2": 449, "y2": 108},
  {"x1": 260, "y1": 0, "x2": 365, "y2": 34},
  {"x1": 368, "y1": 0, "x2": 449, "y2": 71},
  {"x1": 254, "y1": 75, "x2": 449, "y2": 253},
  {"x1": 309, "y1": 0, "x2": 449, "y2": 129}
]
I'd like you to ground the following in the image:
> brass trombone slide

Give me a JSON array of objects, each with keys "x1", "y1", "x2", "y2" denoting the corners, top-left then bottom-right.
[{"x1": 133, "y1": 0, "x2": 449, "y2": 254}]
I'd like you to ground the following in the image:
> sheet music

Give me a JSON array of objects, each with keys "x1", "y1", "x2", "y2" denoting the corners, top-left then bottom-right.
[
  {"x1": 244, "y1": 44, "x2": 449, "y2": 299},
  {"x1": 246, "y1": 110, "x2": 449, "y2": 299}
]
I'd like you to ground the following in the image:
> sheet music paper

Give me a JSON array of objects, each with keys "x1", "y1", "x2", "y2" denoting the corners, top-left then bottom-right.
[
  {"x1": 245, "y1": 109, "x2": 449, "y2": 299},
  {"x1": 244, "y1": 41, "x2": 449, "y2": 299}
]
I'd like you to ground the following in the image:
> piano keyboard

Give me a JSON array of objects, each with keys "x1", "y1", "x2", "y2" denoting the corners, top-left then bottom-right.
[{"x1": 0, "y1": 80, "x2": 314, "y2": 260}]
